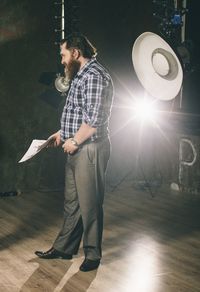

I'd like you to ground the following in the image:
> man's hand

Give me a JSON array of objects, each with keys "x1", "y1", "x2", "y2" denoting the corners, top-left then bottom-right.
[
  {"x1": 62, "y1": 138, "x2": 79, "y2": 154},
  {"x1": 47, "y1": 131, "x2": 62, "y2": 148}
]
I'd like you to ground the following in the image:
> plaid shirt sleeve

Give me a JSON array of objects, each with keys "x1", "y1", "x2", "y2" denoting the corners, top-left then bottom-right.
[{"x1": 83, "y1": 74, "x2": 109, "y2": 128}]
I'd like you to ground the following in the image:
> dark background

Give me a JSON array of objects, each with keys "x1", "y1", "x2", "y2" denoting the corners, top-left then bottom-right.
[{"x1": 0, "y1": 0, "x2": 199, "y2": 192}]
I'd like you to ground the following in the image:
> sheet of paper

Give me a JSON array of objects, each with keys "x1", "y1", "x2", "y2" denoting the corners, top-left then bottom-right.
[{"x1": 18, "y1": 139, "x2": 51, "y2": 163}]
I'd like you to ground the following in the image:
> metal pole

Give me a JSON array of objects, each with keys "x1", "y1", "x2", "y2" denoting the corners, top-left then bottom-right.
[
  {"x1": 179, "y1": 0, "x2": 187, "y2": 108},
  {"x1": 61, "y1": 0, "x2": 65, "y2": 39},
  {"x1": 178, "y1": 0, "x2": 188, "y2": 190},
  {"x1": 181, "y1": 0, "x2": 187, "y2": 43},
  {"x1": 174, "y1": 0, "x2": 187, "y2": 109}
]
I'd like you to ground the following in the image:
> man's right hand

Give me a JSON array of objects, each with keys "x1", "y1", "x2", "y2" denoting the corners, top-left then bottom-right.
[{"x1": 47, "y1": 131, "x2": 62, "y2": 147}]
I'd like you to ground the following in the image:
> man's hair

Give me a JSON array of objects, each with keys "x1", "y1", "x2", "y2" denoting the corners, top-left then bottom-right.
[{"x1": 60, "y1": 33, "x2": 97, "y2": 59}]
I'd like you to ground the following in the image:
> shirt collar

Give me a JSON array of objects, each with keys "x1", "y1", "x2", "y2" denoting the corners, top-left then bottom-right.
[{"x1": 76, "y1": 58, "x2": 96, "y2": 78}]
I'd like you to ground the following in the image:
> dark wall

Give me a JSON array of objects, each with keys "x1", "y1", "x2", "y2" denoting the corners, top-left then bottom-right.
[
  {"x1": 0, "y1": 0, "x2": 155, "y2": 192},
  {"x1": 0, "y1": 0, "x2": 199, "y2": 193},
  {"x1": 0, "y1": 0, "x2": 64, "y2": 191}
]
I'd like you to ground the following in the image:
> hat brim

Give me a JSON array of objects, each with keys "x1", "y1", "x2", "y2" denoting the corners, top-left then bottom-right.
[{"x1": 132, "y1": 32, "x2": 183, "y2": 101}]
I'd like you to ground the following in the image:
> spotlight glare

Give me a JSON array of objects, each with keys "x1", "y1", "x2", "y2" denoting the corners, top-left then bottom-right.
[{"x1": 134, "y1": 99, "x2": 157, "y2": 122}]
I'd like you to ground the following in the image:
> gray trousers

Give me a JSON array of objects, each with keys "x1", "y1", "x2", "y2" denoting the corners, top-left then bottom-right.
[{"x1": 53, "y1": 137, "x2": 110, "y2": 260}]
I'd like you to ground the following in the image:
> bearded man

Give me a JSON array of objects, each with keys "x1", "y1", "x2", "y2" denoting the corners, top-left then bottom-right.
[{"x1": 35, "y1": 33, "x2": 114, "y2": 272}]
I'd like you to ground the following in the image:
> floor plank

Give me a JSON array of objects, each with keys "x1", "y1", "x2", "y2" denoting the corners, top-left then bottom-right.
[{"x1": 0, "y1": 180, "x2": 200, "y2": 291}]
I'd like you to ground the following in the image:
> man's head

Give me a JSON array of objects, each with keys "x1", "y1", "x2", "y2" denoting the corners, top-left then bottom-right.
[{"x1": 60, "y1": 33, "x2": 97, "y2": 80}]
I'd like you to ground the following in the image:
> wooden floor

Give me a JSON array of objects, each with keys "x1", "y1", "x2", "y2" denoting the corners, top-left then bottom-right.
[{"x1": 0, "y1": 179, "x2": 200, "y2": 292}]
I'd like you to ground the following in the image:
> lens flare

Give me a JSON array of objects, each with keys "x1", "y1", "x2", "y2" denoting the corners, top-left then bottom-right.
[{"x1": 134, "y1": 99, "x2": 157, "y2": 122}]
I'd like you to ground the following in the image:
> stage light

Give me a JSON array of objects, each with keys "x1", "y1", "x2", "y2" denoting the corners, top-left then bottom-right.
[
  {"x1": 171, "y1": 13, "x2": 182, "y2": 25},
  {"x1": 133, "y1": 99, "x2": 157, "y2": 123}
]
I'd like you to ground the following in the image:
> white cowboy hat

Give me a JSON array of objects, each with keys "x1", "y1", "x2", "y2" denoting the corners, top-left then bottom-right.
[{"x1": 132, "y1": 32, "x2": 183, "y2": 101}]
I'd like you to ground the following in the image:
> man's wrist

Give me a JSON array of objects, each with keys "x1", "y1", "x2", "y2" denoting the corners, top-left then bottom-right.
[{"x1": 70, "y1": 138, "x2": 79, "y2": 147}]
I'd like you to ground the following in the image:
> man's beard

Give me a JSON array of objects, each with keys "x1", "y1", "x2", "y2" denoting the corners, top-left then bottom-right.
[{"x1": 66, "y1": 59, "x2": 81, "y2": 81}]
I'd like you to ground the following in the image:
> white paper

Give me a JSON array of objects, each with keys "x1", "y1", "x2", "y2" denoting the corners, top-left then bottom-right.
[{"x1": 18, "y1": 139, "x2": 51, "y2": 163}]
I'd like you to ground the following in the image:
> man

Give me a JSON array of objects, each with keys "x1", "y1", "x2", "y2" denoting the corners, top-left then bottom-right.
[{"x1": 35, "y1": 33, "x2": 113, "y2": 272}]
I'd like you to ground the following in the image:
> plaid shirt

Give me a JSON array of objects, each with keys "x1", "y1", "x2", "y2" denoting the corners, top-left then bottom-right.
[{"x1": 60, "y1": 58, "x2": 113, "y2": 142}]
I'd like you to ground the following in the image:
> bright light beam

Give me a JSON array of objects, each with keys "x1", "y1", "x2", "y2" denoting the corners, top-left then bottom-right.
[{"x1": 133, "y1": 98, "x2": 157, "y2": 123}]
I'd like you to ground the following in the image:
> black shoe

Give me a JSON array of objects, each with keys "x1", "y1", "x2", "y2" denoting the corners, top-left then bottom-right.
[
  {"x1": 79, "y1": 258, "x2": 100, "y2": 272},
  {"x1": 35, "y1": 247, "x2": 72, "y2": 259}
]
